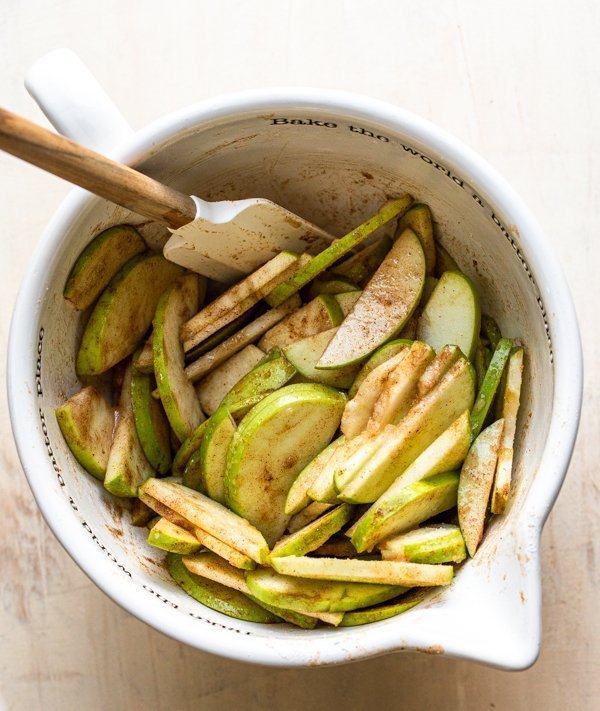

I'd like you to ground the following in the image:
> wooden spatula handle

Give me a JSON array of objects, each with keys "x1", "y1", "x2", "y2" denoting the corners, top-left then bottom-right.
[{"x1": 0, "y1": 107, "x2": 196, "y2": 229}]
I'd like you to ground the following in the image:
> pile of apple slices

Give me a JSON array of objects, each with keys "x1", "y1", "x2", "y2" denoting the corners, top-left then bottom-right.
[{"x1": 56, "y1": 197, "x2": 524, "y2": 627}]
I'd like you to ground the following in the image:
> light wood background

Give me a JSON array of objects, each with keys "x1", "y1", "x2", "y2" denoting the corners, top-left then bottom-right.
[{"x1": 1, "y1": 1, "x2": 598, "y2": 709}]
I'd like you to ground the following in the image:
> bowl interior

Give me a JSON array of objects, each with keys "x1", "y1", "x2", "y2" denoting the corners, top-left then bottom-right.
[{"x1": 20, "y1": 102, "x2": 555, "y2": 664}]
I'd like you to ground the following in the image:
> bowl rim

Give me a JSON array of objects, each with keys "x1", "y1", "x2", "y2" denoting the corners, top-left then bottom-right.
[{"x1": 7, "y1": 87, "x2": 583, "y2": 668}]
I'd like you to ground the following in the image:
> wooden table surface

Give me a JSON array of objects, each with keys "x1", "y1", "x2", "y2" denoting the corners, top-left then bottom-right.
[{"x1": 1, "y1": 1, "x2": 598, "y2": 708}]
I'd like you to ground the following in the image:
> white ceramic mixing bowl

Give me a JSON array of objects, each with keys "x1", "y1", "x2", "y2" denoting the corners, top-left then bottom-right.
[{"x1": 7, "y1": 50, "x2": 582, "y2": 669}]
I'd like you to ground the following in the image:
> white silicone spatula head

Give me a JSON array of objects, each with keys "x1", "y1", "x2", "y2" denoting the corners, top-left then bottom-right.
[{"x1": 164, "y1": 196, "x2": 334, "y2": 282}]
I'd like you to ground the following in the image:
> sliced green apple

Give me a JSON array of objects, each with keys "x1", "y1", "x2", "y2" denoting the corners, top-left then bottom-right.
[
  {"x1": 172, "y1": 392, "x2": 268, "y2": 491},
  {"x1": 458, "y1": 419, "x2": 504, "y2": 556},
  {"x1": 329, "y1": 234, "x2": 393, "y2": 285},
  {"x1": 317, "y1": 228, "x2": 425, "y2": 369},
  {"x1": 168, "y1": 554, "x2": 278, "y2": 624},
  {"x1": 77, "y1": 254, "x2": 184, "y2": 375},
  {"x1": 334, "y1": 425, "x2": 400, "y2": 495},
  {"x1": 185, "y1": 295, "x2": 300, "y2": 382},
  {"x1": 183, "y1": 551, "x2": 251, "y2": 593},
  {"x1": 172, "y1": 419, "x2": 208, "y2": 478},
  {"x1": 104, "y1": 363, "x2": 155, "y2": 497},
  {"x1": 416, "y1": 345, "x2": 462, "y2": 399},
  {"x1": 193, "y1": 527, "x2": 255, "y2": 570},
  {"x1": 183, "y1": 553, "x2": 334, "y2": 624},
  {"x1": 341, "y1": 347, "x2": 410, "y2": 439},
  {"x1": 220, "y1": 351, "x2": 297, "y2": 411},
  {"x1": 339, "y1": 589, "x2": 426, "y2": 626},
  {"x1": 351, "y1": 472, "x2": 460, "y2": 552},
  {"x1": 64, "y1": 225, "x2": 146, "y2": 310},
  {"x1": 133, "y1": 333, "x2": 154, "y2": 374},
  {"x1": 416, "y1": 270, "x2": 480, "y2": 361},
  {"x1": 138, "y1": 490, "x2": 193, "y2": 532},
  {"x1": 481, "y1": 315, "x2": 502, "y2": 350},
  {"x1": 265, "y1": 197, "x2": 413, "y2": 307},
  {"x1": 140, "y1": 478, "x2": 269, "y2": 564},
  {"x1": 182, "y1": 448, "x2": 203, "y2": 491},
  {"x1": 285, "y1": 436, "x2": 345, "y2": 515},
  {"x1": 420, "y1": 276, "x2": 439, "y2": 308},
  {"x1": 367, "y1": 341, "x2": 434, "y2": 431},
  {"x1": 379, "y1": 524, "x2": 466, "y2": 564},
  {"x1": 55, "y1": 386, "x2": 115, "y2": 480},
  {"x1": 147, "y1": 517, "x2": 201, "y2": 554},
  {"x1": 246, "y1": 567, "x2": 404, "y2": 613},
  {"x1": 474, "y1": 341, "x2": 489, "y2": 391},
  {"x1": 181, "y1": 251, "x2": 301, "y2": 351},
  {"x1": 244, "y1": 597, "x2": 317, "y2": 629},
  {"x1": 287, "y1": 502, "x2": 334, "y2": 533},
  {"x1": 184, "y1": 307, "x2": 258, "y2": 361},
  {"x1": 470, "y1": 337, "x2": 513, "y2": 439},
  {"x1": 130, "y1": 498, "x2": 156, "y2": 527},
  {"x1": 308, "y1": 432, "x2": 371, "y2": 503},
  {"x1": 283, "y1": 328, "x2": 361, "y2": 388},
  {"x1": 224, "y1": 384, "x2": 346, "y2": 545},
  {"x1": 491, "y1": 347, "x2": 524, "y2": 514},
  {"x1": 395, "y1": 203, "x2": 436, "y2": 275},
  {"x1": 198, "y1": 404, "x2": 237, "y2": 504},
  {"x1": 398, "y1": 311, "x2": 419, "y2": 340},
  {"x1": 196, "y1": 344, "x2": 264, "y2": 416},
  {"x1": 306, "y1": 277, "x2": 360, "y2": 300},
  {"x1": 334, "y1": 290, "x2": 362, "y2": 317},
  {"x1": 348, "y1": 339, "x2": 413, "y2": 399},
  {"x1": 154, "y1": 274, "x2": 205, "y2": 441},
  {"x1": 435, "y1": 243, "x2": 459, "y2": 275},
  {"x1": 258, "y1": 294, "x2": 342, "y2": 352},
  {"x1": 270, "y1": 504, "x2": 354, "y2": 558},
  {"x1": 271, "y1": 555, "x2": 453, "y2": 587},
  {"x1": 312, "y1": 536, "x2": 358, "y2": 558},
  {"x1": 138, "y1": 487, "x2": 194, "y2": 533},
  {"x1": 130, "y1": 359, "x2": 171, "y2": 474},
  {"x1": 338, "y1": 357, "x2": 475, "y2": 503},
  {"x1": 180, "y1": 552, "x2": 328, "y2": 626}
]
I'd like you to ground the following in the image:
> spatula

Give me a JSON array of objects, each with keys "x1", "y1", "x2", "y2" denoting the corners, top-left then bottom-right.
[{"x1": 0, "y1": 107, "x2": 334, "y2": 282}]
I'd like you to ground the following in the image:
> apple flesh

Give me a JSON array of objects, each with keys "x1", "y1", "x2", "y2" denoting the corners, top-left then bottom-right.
[
  {"x1": 64, "y1": 225, "x2": 146, "y2": 311},
  {"x1": 271, "y1": 555, "x2": 453, "y2": 587},
  {"x1": 285, "y1": 435, "x2": 345, "y2": 515},
  {"x1": 196, "y1": 344, "x2": 264, "y2": 416},
  {"x1": 258, "y1": 294, "x2": 342, "y2": 352},
  {"x1": 317, "y1": 228, "x2": 425, "y2": 369},
  {"x1": 341, "y1": 346, "x2": 410, "y2": 439},
  {"x1": 270, "y1": 504, "x2": 353, "y2": 558},
  {"x1": 153, "y1": 274, "x2": 205, "y2": 442},
  {"x1": 104, "y1": 363, "x2": 155, "y2": 497},
  {"x1": 491, "y1": 347, "x2": 524, "y2": 514},
  {"x1": 351, "y1": 472, "x2": 460, "y2": 553},
  {"x1": 416, "y1": 270, "x2": 480, "y2": 361},
  {"x1": 55, "y1": 386, "x2": 115, "y2": 481},
  {"x1": 379, "y1": 524, "x2": 466, "y2": 565},
  {"x1": 147, "y1": 517, "x2": 201, "y2": 555},
  {"x1": 458, "y1": 419, "x2": 504, "y2": 556}
]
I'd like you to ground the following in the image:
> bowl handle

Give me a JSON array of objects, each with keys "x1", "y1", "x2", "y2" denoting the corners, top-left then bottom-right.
[{"x1": 25, "y1": 48, "x2": 134, "y2": 154}]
